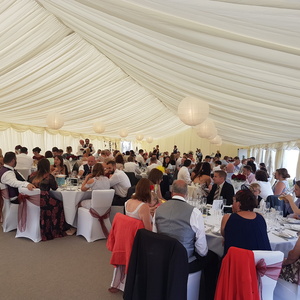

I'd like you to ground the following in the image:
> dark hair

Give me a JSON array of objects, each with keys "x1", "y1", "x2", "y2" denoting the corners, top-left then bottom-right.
[
  {"x1": 276, "y1": 168, "x2": 290, "y2": 179},
  {"x1": 132, "y1": 178, "x2": 152, "y2": 203},
  {"x1": 259, "y1": 163, "x2": 266, "y2": 168},
  {"x1": 163, "y1": 156, "x2": 170, "y2": 168},
  {"x1": 215, "y1": 160, "x2": 222, "y2": 166},
  {"x1": 52, "y1": 147, "x2": 59, "y2": 152},
  {"x1": 127, "y1": 156, "x2": 135, "y2": 163},
  {"x1": 183, "y1": 159, "x2": 191, "y2": 167},
  {"x1": 106, "y1": 160, "x2": 116, "y2": 166},
  {"x1": 115, "y1": 154, "x2": 124, "y2": 164},
  {"x1": 91, "y1": 163, "x2": 105, "y2": 177},
  {"x1": 255, "y1": 170, "x2": 268, "y2": 182},
  {"x1": 20, "y1": 147, "x2": 28, "y2": 154},
  {"x1": 3, "y1": 152, "x2": 16, "y2": 164},
  {"x1": 235, "y1": 189, "x2": 257, "y2": 211},
  {"x1": 197, "y1": 162, "x2": 211, "y2": 177},
  {"x1": 32, "y1": 147, "x2": 41, "y2": 153},
  {"x1": 148, "y1": 168, "x2": 163, "y2": 184},
  {"x1": 31, "y1": 158, "x2": 50, "y2": 186},
  {"x1": 54, "y1": 155, "x2": 64, "y2": 168},
  {"x1": 243, "y1": 165, "x2": 252, "y2": 173},
  {"x1": 295, "y1": 181, "x2": 300, "y2": 188},
  {"x1": 247, "y1": 161, "x2": 256, "y2": 173},
  {"x1": 45, "y1": 151, "x2": 53, "y2": 158}
]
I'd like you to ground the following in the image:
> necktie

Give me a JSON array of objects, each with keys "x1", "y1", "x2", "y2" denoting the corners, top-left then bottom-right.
[
  {"x1": 89, "y1": 166, "x2": 92, "y2": 173},
  {"x1": 213, "y1": 185, "x2": 220, "y2": 200}
]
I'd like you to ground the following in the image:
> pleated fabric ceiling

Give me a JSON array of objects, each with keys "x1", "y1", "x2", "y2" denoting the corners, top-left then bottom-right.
[{"x1": 0, "y1": 0, "x2": 299, "y2": 146}]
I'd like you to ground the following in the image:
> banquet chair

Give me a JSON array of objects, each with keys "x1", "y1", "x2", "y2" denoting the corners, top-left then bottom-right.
[
  {"x1": 125, "y1": 172, "x2": 138, "y2": 186},
  {"x1": 77, "y1": 189, "x2": 114, "y2": 242},
  {"x1": 15, "y1": 187, "x2": 41, "y2": 242},
  {"x1": 124, "y1": 229, "x2": 200, "y2": 300},
  {"x1": 1, "y1": 183, "x2": 19, "y2": 232},
  {"x1": 253, "y1": 250, "x2": 284, "y2": 300},
  {"x1": 15, "y1": 168, "x2": 31, "y2": 181},
  {"x1": 273, "y1": 278, "x2": 300, "y2": 300}
]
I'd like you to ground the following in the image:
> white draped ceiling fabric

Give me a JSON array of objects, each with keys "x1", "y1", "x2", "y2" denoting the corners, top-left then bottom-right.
[{"x1": 0, "y1": 0, "x2": 300, "y2": 150}]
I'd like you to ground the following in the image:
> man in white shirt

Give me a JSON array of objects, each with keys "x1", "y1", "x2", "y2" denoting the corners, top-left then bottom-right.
[
  {"x1": 83, "y1": 138, "x2": 95, "y2": 155},
  {"x1": 0, "y1": 152, "x2": 35, "y2": 203},
  {"x1": 124, "y1": 156, "x2": 141, "y2": 176},
  {"x1": 106, "y1": 160, "x2": 131, "y2": 205},
  {"x1": 177, "y1": 159, "x2": 192, "y2": 184},
  {"x1": 78, "y1": 156, "x2": 96, "y2": 178},
  {"x1": 77, "y1": 139, "x2": 85, "y2": 156},
  {"x1": 135, "y1": 149, "x2": 144, "y2": 166},
  {"x1": 16, "y1": 147, "x2": 33, "y2": 170},
  {"x1": 233, "y1": 156, "x2": 243, "y2": 173},
  {"x1": 146, "y1": 157, "x2": 159, "y2": 175}
]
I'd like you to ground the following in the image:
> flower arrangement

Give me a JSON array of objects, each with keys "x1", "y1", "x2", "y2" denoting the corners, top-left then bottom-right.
[
  {"x1": 150, "y1": 185, "x2": 155, "y2": 191},
  {"x1": 231, "y1": 174, "x2": 246, "y2": 182}
]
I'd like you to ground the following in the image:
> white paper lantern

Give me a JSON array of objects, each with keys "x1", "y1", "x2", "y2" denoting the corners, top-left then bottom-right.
[
  {"x1": 195, "y1": 119, "x2": 217, "y2": 139},
  {"x1": 146, "y1": 136, "x2": 153, "y2": 143},
  {"x1": 46, "y1": 112, "x2": 64, "y2": 130},
  {"x1": 136, "y1": 134, "x2": 144, "y2": 141},
  {"x1": 119, "y1": 128, "x2": 128, "y2": 138},
  {"x1": 93, "y1": 120, "x2": 105, "y2": 134},
  {"x1": 210, "y1": 135, "x2": 222, "y2": 145},
  {"x1": 177, "y1": 96, "x2": 209, "y2": 126},
  {"x1": 207, "y1": 127, "x2": 218, "y2": 140}
]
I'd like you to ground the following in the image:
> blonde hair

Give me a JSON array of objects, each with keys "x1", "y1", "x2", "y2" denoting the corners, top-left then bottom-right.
[{"x1": 250, "y1": 183, "x2": 261, "y2": 193}]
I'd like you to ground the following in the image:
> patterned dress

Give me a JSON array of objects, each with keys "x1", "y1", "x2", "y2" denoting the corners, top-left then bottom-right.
[{"x1": 29, "y1": 172, "x2": 67, "y2": 241}]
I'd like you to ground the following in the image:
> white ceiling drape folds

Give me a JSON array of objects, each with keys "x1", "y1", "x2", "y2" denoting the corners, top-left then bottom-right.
[{"x1": 0, "y1": 0, "x2": 299, "y2": 146}]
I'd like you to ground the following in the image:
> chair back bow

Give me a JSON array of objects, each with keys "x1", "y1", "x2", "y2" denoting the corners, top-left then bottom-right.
[
  {"x1": 18, "y1": 193, "x2": 40, "y2": 232},
  {"x1": 256, "y1": 258, "x2": 282, "y2": 298},
  {"x1": 89, "y1": 207, "x2": 111, "y2": 238}
]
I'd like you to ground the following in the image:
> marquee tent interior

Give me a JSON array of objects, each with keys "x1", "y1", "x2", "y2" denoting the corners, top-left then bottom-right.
[{"x1": 0, "y1": 0, "x2": 300, "y2": 154}]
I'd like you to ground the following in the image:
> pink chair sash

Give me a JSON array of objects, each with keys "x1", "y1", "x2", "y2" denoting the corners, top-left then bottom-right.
[
  {"x1": 18, "y1": 193, "x2": 40, "y2": 232},
  {"x1": 1, "y1": 188, "x2": 9, "y2": 199},
  {"x1": 256, "y1": 258, "x2": 283, "y2": 298},
  {"x1": 89, "y1": 207, "x2": 111, "y2": 238}
]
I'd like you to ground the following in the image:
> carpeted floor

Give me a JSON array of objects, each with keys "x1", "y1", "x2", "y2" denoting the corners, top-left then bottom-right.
[{"x1": 0, "y1": 229, "x2": 124, "y2": 300}]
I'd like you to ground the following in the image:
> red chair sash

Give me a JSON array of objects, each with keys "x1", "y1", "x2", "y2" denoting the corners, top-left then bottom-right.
[
  {"x1": 89, "y1": 207, "x2": 111, "y2": 238},
  {"x1": 18, "y1": 193, "x2": 40, "y2": 232},
  {"x1": 1, "y1": 188, "x2": 9, "y2": 199},
  {"x1": 256, "y1": 258, "x2": 283, "y2": 298}
]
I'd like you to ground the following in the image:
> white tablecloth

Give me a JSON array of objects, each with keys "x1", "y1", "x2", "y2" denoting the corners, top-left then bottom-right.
[
  {"x1": 50, "y1": 189, "x2": 92, "y2": 227},
  {"x1": 205, "y1": 215, "x2": 297, "y2": 257}
]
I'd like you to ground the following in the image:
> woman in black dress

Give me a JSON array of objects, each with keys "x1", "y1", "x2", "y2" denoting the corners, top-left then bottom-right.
[{"x1": 29, "y1": 158, "x2": 71, "y2": 241}]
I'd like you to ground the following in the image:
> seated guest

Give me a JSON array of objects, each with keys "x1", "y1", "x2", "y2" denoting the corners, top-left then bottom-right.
[
  {"x1": 279, "y1": 180, "x2": 300, "y2": 218},
  {"x1": 146, "y1": 157, "x2": 159, "y2": 175},
  {"x1": 28, "y1": 159, "x2": 74, "y2": 240},
  {"x1": 279, "y1": 236, "x2": 300, "y2": 284},
  {"x1": 62, "y1": 146, "x2": 76, "y2": 160},
  {"x1": 242, "y1": 165, "x2": 256, "y2": 184},
  {"x1": 108, "y1": 178, "x2": 152, "y2": 293},
  {"x1": 207, "y1": 170, "x2": 234, "y2": 205},
  {"x1": 193, "y1": 162, "x2": 212, "y2": 197},
  {"x1": 124, "y1": 156, "x2": 141, "y2": 175},
  {"x1": 233, "y1": 156, "x2": 242, "y2": 173},
  {"x1": 78, "y1": 156, "x2": 96, "y2": 178},
  {"x1": 190, "y1": 162, "x2": 202, "y2": 181},
  {"x1": 51, "y1": 155, "x2": 68, "y2": 177},
  {"x1": 16, "y1": 147, "x2": 33, "y2": 170},
  {"x1": 148, "y1": 168, "x2": 165, "y2": 214},
  {"x1": 254, "y1": 170, "x2": 273, "y2": 199},
  {"x1": 83, "y1": 138, "x2": 95, "y2": 155},
  {"x1": 80, "y1": 163, "x2": 110, "y2": 209},
  {"x1": 247, "y1": 160, "x2": 257, "y2": 173},
  {"x1": 32, "y1": 147, "x2": 44, "y2": 162},
  {"x1": 106, "y1": 160, "x2": 131, "y2": 206},
  {"x1": 273, "y1": 168, "x2": 291, "y2": 195},
  {"x1": 212, "y1": 160, "x2": 222, "y2": 172},
  {"x1": 177, "y1": 159, "x2": 192, "y2": 184},
  {"x1": 115, "y1": 153, "x2": 125, "y2": 170},
  {"x1": 0, "y1": 152, "x2": 35, "y2": 203},
  {"x1": 221, "y1": 189, "x2": 271, "y2": 256},
  {"x1": 135, "y1": 149, "x2": 144, "y2": 166},
  {"x1": 249, "y1": 182, "x2": 262, "y2": 207},
  {"x1": 225, "y1": 163, "x2": 235, "y2": 184},
  {"x1": 45, "y1": 150, "x2": 54, "y2": 166}
]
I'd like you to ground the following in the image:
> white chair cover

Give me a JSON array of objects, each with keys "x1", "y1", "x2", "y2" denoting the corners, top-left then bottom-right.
[
  {"x1": 253, "y1": 250, "x2": 284, "y2": 300},
  {"x1": 15, "y1": 168, "x2": 31, "y2": 181},
  {"x1": 15, "y1": 187, "x2": 41, "y2": 243},
  {"x1": 1, "y1": 183, "x2": 19, "y2": 232},
  {"x1": 77, "y1": 189, "x2": 114, "y2": 242},
  {"x1": 274, "y1": 278, "x2": 300, "y2": 300}
]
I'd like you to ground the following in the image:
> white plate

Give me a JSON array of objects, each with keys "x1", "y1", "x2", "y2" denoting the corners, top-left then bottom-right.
[
  {"x1": 286, "y1": 219, "x2": 300, "y2": 224},
  {"x1": 211, "y1": 227, "x2": 221, "y2": 235}
]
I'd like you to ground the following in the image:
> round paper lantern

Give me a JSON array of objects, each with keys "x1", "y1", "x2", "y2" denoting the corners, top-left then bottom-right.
[
  {"x1": 119, "y1": 128, "x2": 128, "y2": 138},
  {"x1": 210, "y1": 135, "x2": 222, "y2": 145},
  {"x1": 136, "y1": 134, "x2": 144, "y2": 141},
  {"x1": 93, "y1": 120, "x2": 105, "y2": 134},
  {"x1": 195, "y1": 119, "x2": 217, "y2": 139},
  {"x1": 177, "y1": 96, "x2": 209, "y2": 126},
  {"x1": 207, "y1": 127, "x2": 218, "y2": 140},
  {"x1": 46, "y1": 112, "x2": 64, "y2": 130},
  {"x1": 146, "y1": 136, "x2": 153, "y2": 143}
]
